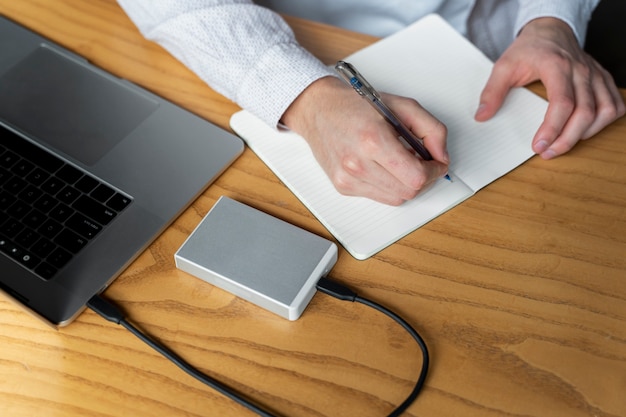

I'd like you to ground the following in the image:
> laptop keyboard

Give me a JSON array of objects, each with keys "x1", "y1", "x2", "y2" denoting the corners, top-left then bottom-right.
[{"x1": 0, "y1": 124, "x2": 132, "y2": 280}]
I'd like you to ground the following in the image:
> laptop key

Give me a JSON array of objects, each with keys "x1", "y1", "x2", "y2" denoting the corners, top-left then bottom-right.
[
  {"x1": 16, "y1": 227, "x2": 39, "y2": 248},
  {"x1": 0, "y1": 167, "x2": 11, "y2": 185},
  {"x1": 39, "y1": 218, "x2": 63, "y2": 239},
  {"x1": 31, "y1": 237, "x2": 56, "y2": 258},
  {"x1": 15, "y1": 250, "x2": 40, "y2": 269},
  {"x1": 55, "y1": 229, "x2": 88, "y2": 253},
  {"x1": 66, "y1": 212, "x2": 101, "y2": 239},
  {"x1": 73, "y1": 195, "x2": 116, "y2": 225},
  {"x1": 3, "y1": 176, "x2": 26, "y2": 194},
  {"x1": 0, "y1": 234, "x2": 11, "y2": 251},
  {"x1": 25, "y1": 167, "x2": 50, "y2": 186},
  {"x1": 19, "y1": 184, "x2": 42, "y2": 204},
  {"x1": 0, "y1": 150, "x2": 19, "y2": 168},
  {"x1": 57, "y1": 185, "x2": 81, "y2": 205},
  {"x1": 34, "y1": 193, "x2": 58, "y2": 213},
  {"x1": 11, "y1": 159, "x2": 35, "y2": 177},
  {"x1": 22, "y1": 209, "x2": 47, "y2": 229},
  {"x1": 41, "y1": 176, "x2": 65, "y2": 194},
  {"x1": 107, "y1": 193, "x2": 132, "y2": 211},
  {"x1": 35, "y1": 262, "x2": 57, "y2": 280},
  {"x1": 75, "y1": 175, "x2": 99, "y2": 193},
  {"x1": 91, "y1": 183, "x2": 115, "y2": 203},
  {"x1": 0, "y1": 218, "x2": 24, "y2": 237},
  {"x1": 0, "y1": 190, "x2": 12, "y2": 209},
  {"x1": 56, "y1": 164, "x2": 82, "y2": 184},
  {"x1": 47, "y1": 247, "x2": 72, "y2": 268},
  {"x1": 49, "y1": 203, "x2": 74, "y2": 223},
  {"x1": 7, "y1": 200, "x2": 30, "y2": 219}
]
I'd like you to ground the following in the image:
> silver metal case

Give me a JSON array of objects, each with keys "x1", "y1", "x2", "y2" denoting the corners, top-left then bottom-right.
[{"x1": 175, "y1": 196, "x2": 337, "y2": 320}]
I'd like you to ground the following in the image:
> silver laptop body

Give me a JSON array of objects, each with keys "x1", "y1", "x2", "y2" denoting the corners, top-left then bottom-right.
[{"x1": 0, "y1": 15, "x2": 243, "y2": 326}]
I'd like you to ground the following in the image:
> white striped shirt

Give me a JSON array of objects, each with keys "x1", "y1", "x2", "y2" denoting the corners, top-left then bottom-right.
[{"x1": 117, "y1": 0, "x2": 598, "y2": 127}]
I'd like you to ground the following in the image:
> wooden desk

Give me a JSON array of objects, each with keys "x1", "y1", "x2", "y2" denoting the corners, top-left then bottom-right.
[{"x1": 1, "y1": 1, "x2": 625, "y2": 416}]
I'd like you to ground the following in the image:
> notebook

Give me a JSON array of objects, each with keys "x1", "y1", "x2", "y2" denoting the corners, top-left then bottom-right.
[
  {"x1": 0, "y1": 15, "x2": 243, "y2": 326},
  {"x1": 230, "y1": 14, "x2": 548, "y2": 260}
]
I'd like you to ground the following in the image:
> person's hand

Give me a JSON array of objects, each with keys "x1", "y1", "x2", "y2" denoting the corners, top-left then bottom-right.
[
  {"x1": 281, "y1": 76, "x2": 449, "y2": 206},
  {"x1": 475, "y1": 17, "x2": 625, "y2": 159}
]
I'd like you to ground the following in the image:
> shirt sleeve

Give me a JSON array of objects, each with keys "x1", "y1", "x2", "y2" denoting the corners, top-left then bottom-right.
[
  {"x1": 116, "y1": 0, "x2": 335, "y2": 128},
  {"x1": 515, "y1": 0, "x2": 600, "y2": 46}
]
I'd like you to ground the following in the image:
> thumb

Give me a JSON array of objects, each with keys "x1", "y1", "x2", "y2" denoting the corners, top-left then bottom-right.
[{"x1": 475, "y1": 66, "x2": 513, "y2": 122}]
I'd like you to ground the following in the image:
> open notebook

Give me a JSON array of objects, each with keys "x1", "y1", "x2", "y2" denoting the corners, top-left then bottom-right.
[{"x1": 230, "y1": 14, "x2": 548, "y2": 260}]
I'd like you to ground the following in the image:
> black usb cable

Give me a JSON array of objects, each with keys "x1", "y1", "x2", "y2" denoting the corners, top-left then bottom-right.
[
  {"x1": 316, "y1": 277, "x2": 429, "y2": 417},
  {"x1": 87, "y1": 294, "x2": 278, "y2": 417},
  {"x1": 88, "y1": 277, "x2": 429, "y2": 417}
]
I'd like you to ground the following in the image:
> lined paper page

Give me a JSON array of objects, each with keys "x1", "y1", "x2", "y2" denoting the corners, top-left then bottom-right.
[{"x1": 230, "y1": 14, "x2": 548, "y2": 259}]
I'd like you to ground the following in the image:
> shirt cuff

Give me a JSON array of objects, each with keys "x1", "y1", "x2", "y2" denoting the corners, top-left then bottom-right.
[
  {"x1": 236, "y1": 42, "x2": 336, "y2": 128},
  {"x1": 514, "y1": 0, "x2": 600, "y2": 46}
]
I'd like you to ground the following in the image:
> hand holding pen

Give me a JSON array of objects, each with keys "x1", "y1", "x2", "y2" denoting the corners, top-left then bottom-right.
[
  {"x1": 335, "y1": 61, "x2": 451, "y2": 181},
  {"x1": 280, "y1": 66, "x2": 448, "y2": 205}
]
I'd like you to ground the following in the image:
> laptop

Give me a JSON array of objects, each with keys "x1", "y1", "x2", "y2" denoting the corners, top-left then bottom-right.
[{"x1": 0, "y1": 16, "x2": 244, "y2": 326}]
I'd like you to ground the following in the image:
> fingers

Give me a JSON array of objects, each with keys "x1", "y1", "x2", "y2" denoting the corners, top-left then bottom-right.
[
  {"x1": 333, "y1": 118, "x2": 449, "y2": 205},
  {"x1": 581, "y1": 65, "x2": 626, "y2": 139},
  {"x1": 332, "y1": 149, "x2": 445, "y2": 206},
  {"x1": 475, "y1": 62, "x2": 516, "y2": 122},
  {"x1": 533, "y1": 59, "x2": 625, "y2": 159},
  {"x1": 382, "y1": 93, "x2": 450, "y2": 164},
  {"x1": 282, "y1": 77, "x2": 450, "y2": 206},
  {"x1": 475, "y1": 17, "x2": 625, "y2": 161},
  {"x1": 531, "y1": 68, "x2": 578, "y2": 158},
  {"x1": 375, "y1": 94, "x2": 449, "y2": 195}
]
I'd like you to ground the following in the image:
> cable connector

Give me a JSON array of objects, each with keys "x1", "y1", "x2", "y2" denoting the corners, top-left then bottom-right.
[
  {"x1": 87, "y1": 294, "x2": 125, "y2": 324},
  {"x1": 316, "y1": 276, "x2": 357, "y2": 301}
]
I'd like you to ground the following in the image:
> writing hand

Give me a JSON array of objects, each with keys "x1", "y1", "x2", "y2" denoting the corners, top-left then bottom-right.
[
  {"x1": 475, "y1": 17, "x2": 625, "y2": 159},
  {"x1": 282, "y1": 76, "x2": 449, "y2": 206}
]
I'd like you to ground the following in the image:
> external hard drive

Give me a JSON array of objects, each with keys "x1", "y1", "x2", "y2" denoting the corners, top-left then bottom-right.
[{"x1": 175, "y1": 196, "x2": 338, "y2": 320}]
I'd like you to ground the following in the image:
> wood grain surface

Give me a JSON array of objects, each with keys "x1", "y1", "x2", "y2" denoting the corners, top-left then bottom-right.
[{"x1": 0, "y1": 1, "x2": 625, "y2": 417}]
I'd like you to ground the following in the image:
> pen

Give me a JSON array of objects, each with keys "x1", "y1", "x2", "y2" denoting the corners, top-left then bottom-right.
[{"x1": 335, "y1": 60, "x2": 451, "y2": 181}]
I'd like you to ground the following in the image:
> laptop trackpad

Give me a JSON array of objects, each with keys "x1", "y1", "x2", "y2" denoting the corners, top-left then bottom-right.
[{"x1": 0, "y1": 45, "x2": 158, "y2": 165}]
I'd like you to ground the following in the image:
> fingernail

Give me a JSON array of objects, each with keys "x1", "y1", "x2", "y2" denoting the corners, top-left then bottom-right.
[
  {"x1": 443, "y1": 150, "x2": 450, "y2": 164},
  {"x1": 542, "y1": 149, "x2": 556, "y2": 160},
  {"x1": 474, "y1": 103, "x2": 486, "y2": 119},
  {"x1": 535, "y1": 140, "x2": 549, "y2": 154}
]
